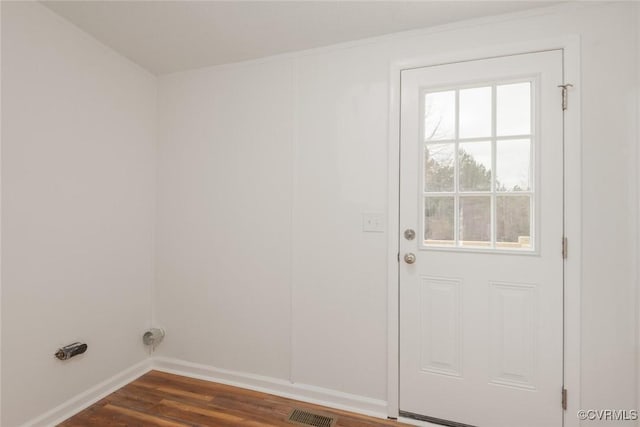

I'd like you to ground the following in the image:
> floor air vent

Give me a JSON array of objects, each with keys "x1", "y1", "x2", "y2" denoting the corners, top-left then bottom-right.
[{"x1": 287, "y1": 409, "x2": 336, "y2": 427}]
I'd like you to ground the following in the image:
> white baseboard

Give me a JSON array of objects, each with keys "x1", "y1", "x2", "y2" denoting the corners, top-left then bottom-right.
[
  {"x1": 21, "y1": 359, "x2": 153, "y2": 427},
  {"x1": 152, "y1": 356, "x2": 388, "y2": 420}
]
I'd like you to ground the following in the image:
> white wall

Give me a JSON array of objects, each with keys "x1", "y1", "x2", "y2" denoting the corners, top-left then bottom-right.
[
  {"x1": 157, "y1": 1, "x2": 639, "y2": 418},
  {"x1": 1, "y1": 2, "x2": 156, "y2": 426},
  {"x1": 290, "y1": 43, "x2": 390, "y2": 398},
  {"x1": 156, "y1": 61, "x2": 294, "y2": 380}
]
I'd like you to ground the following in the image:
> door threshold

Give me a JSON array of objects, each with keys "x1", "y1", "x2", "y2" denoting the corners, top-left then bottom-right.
[{"x1": 399, "y1": 411, "x2": 477, "y2": 427}]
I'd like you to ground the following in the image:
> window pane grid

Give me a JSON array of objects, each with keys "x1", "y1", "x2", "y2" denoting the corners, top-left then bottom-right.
[
  {"x1": 453, "y1": 90, "x2": 460, "y2": 244},
  {"x1": 490, "y1": 84, "x2": 497, "y2": 246},
  {"x1": 426, "y1": 135, "x2": 533, "y2": 144},
  {"x1": 425, "y1": 191, "x2": 533, "y2": 196},
  {"x1": 422, "y1": 80, "x2": 534, "y2": 250}
]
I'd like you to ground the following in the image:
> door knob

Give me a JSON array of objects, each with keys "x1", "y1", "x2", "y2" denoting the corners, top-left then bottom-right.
[{"x1": 404, "y1": 253, "x2": 416, "y2": 264}]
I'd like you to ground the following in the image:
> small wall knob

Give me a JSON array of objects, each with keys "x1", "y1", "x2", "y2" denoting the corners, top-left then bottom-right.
[
  {"x1": 143, "y1": 328, "x2": 165, "y2": 350},
  {"x1": 404, "y1": 253, "x2": 416, "y2": 264}
]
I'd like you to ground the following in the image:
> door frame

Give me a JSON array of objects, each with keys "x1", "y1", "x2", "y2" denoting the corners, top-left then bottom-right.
[{"x1": 386, "y1": 36, "x2": 581, "y2": 426}]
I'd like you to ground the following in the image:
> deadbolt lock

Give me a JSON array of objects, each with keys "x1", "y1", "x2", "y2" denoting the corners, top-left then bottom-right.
[{"x1": 404, "y1": 229, "x2": 416, "y2": 240}]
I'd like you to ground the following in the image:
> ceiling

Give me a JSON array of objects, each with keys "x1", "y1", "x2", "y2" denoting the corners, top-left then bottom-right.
[{"x1": 43, "y1": 1, "x2": 561, "y2": 75}]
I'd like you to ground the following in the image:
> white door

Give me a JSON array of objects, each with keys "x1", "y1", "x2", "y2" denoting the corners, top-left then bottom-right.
[{"x1": 399, "y1": 50, "x2": 564, "y2": 427}]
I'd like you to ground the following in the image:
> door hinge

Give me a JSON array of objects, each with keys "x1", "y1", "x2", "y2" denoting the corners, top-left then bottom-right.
[
  {"x1": 562, "y1": 387, "x2": 567, "y2": 410},
  {"x1": 562, "y1": 237, "x2": 568, "y2": 259},
  {"x1": 397, "y1": 252, "x2": 400, "y2": 263},
  {"x1": 558, "y1": 84, "x2": 574, "y2": 111}
]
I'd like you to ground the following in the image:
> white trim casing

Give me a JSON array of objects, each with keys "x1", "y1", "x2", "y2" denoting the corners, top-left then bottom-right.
[
  {"x1": 561, "y1": 37, "x2": 582, "y2": 427},
  {"x1": 636, "y1": 0, "x2": 640, "y2": 417},
  {"x1": 386, "y1": 36, "x2": 582, "y2": 426},
  {"x1": 152, "y1": 357, "x2": 388, "y2": 419},
  {"x1": 386, "y1": 54, "x2": 402, "y2": 419},
  {"x1": 0, "y1": 2, "x2": 3, "y2": 422},
  {"x1": 18, "y1": 359, "x2": 152, "y2": 427}
]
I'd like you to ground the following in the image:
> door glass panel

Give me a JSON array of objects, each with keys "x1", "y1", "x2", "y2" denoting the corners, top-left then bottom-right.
[
  {"x1": 424, "y1": 91, "x2": 455, "y2": 141},
  {"x1": 496, "y1": 139, "x2": 531, "y2": 192},
  {"x1": 421, "y1": 79, "x2": 535, "y2": 251},
  {"x1": 459, "y1": 86, "x2": 492, "y2": 139},
  {"x1": 424, "y1": 197, "x2": 455, "y2": 245},
  {"x1": 459, "y1": 141, "x2": 492, "y2": 192},
  {"x1": 425, "y1": 143, "x2": 455, "y2": 192},
  {"x1": 496, "y1": 196, "x2": 531, "y2": 249},
  {"x1": 497, "y1": 82, "x2": 531, "y2": 136},
  {"x1": 459, "y1": 197, "x2": 491, "y2": 246}
]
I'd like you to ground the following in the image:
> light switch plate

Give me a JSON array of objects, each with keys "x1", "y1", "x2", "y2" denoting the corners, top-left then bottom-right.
[{"x1": 362, "y1": 213, "x2": 385, "y2": 232}]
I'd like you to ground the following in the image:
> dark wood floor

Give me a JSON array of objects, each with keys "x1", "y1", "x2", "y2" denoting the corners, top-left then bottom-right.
[{"x1": 59, "y1": 370, "x2": 409, "y2": 426}]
